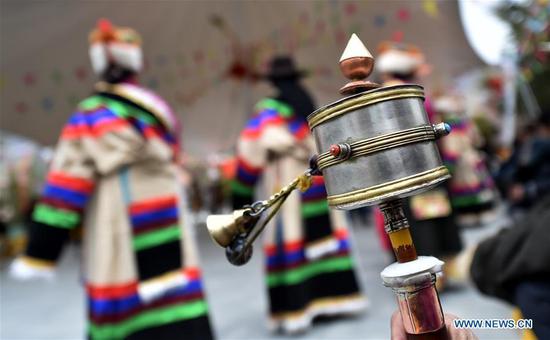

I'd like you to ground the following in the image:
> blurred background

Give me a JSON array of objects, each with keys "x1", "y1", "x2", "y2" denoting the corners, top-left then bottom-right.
[{"x1": 1, "y1": 0, "x2": 549, "y2": 339}]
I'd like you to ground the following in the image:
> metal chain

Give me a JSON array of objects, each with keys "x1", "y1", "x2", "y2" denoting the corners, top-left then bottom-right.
[
  {"x1": 236, "y1": 165, "x2": 320, "y2": 260},
  {"x1": 247, "y1": 169, "x2": 314, "y2": 217}
]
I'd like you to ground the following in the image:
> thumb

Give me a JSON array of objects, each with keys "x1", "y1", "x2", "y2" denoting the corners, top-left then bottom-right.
[{"x1": 390, "y1": 311, "x2": 407, "y2": 340}]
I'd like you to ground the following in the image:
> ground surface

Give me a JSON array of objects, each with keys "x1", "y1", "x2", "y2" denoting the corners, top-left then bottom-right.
[{"x1": 0, "y1": 213, "x2": 520, "y2": 339}]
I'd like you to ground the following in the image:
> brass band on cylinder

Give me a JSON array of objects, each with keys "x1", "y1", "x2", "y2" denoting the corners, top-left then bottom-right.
[
  {"x1": 326, "y1": 166, "x2": 450, "y2": 207},
  {"x1": 317, "y1": 125, "x2": 436, "y2": 170},
  {"x1": 307, "y1": 87, "x2": 424, "y2": 129}
]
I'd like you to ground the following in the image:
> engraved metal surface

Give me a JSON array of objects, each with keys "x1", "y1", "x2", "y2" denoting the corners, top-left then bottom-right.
[
  {"x1": 307, "y1": 84, "x2": 424, "y2": 129},
  {"x1": 317, "y1": 125, "x2": 436, "y2": 170},
  {"x1": 308, "y1": 84, "x2": 449, "y2": 210},
  {"x1": 326, "y1": 166, "x2": 450, "y2": 208}
]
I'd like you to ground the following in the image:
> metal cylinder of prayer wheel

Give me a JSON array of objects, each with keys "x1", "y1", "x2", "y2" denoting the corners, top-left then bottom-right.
[{"x1": 306, "y1": 34, "x2": 451, "y2": 210}]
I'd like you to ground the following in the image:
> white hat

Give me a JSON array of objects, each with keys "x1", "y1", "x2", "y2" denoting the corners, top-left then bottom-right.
[
  {"x1": 375, "y1": 41, "x2": 424, "y2": 74},
  {"x1": 88, "y1": 19, "x2": 143, "y2": 75}
]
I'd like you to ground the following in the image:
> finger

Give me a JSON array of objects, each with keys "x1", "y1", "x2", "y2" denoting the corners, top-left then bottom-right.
[
  {"x1": 445, "y1": 314, "x2": 464, "y2": 340},
  {"x1": 445, "y1": 315, "x2": 478, "y2": 340},
  {"x1": 465, "y1": 328, "x2": 478, "y2": 340},
  {"x1": 390, "y1": 311, "x2": 407, "y2": 340}
]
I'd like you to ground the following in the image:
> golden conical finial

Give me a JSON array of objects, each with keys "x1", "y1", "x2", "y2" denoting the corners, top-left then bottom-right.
[{"x1": 339, "y1": 34, "x2": 380, "y2": 95}]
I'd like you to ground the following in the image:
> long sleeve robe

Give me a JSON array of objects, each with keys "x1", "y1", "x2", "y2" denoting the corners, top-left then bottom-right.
[{"x1": 21, "y1": 82, "x2": 213, "y2": 340}]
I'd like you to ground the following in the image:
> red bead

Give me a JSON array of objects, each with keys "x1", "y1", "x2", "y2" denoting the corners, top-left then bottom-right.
[{"x1": 330, "y1": 144, "x2": 341, "y2": 157}]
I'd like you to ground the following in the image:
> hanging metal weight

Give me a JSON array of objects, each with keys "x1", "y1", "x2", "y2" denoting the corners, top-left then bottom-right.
[{"x1": 206, "y1": 167, "x2": 317, "y2": 265}]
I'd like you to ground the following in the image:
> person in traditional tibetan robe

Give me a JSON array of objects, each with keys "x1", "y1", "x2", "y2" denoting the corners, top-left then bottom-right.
[
  {"x1": 231, "y1": 56, "x2": 366, "y2": 334},
  {"x1": 10, "y1": 19, "x2": 214, "y2": 340},
  {"x1": 373, "y1": 41, "x2": 464, "y2": 288},
  {"x1": 433, "y1": 95, "x2": 497, "y2": 226}
]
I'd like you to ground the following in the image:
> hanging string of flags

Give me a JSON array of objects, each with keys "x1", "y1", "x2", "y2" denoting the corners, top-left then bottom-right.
[{"x1": 4, "y1": 2, "x2": 442, "y2": 114}]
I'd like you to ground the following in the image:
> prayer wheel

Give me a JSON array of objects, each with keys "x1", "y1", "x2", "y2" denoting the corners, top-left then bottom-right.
[{"x1": 308, "y1": 84, "x2": 451, "y2": 210}]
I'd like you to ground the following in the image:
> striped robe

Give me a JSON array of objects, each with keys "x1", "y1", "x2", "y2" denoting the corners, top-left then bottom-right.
[
  {"x1": 22, "y1": 82, "x2": 213, "y2": 340},
  {"x1": 231, "y1": 98, "x2": 366, "y2": 333},
  {"x1": 439, "y1": 116, "x2": 495, "y2": 214}
]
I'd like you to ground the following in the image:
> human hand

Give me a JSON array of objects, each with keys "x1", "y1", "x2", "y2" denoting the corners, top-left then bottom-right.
[{"x1": 391, "y1": 311, "x2": 477, "y2": 340}]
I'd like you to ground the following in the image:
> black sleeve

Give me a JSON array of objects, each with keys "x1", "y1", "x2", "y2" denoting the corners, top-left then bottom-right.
[
  {"x1": 25, "y1": 220, "x2": 69, "y2": 262},
  {"x1": 470, "y1": 195, "x2": 550, "y2": 303}
]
